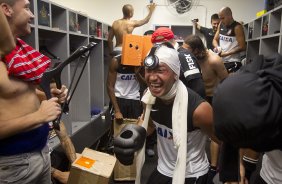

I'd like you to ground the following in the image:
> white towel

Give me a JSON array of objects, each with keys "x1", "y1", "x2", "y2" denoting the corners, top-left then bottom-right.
[
  {"x1": 135, "y1": 90, "x2": 156, "y2": 184},
  {"x1": 171, "y1": 80, "x2": 188, "y2": 184}
]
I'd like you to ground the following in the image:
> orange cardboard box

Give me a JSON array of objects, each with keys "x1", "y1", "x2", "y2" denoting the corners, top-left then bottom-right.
[
  {"x1": 121, "y1": 35, "x2": 153, "y2": 66},
  {"x1": 142, "y1": 35, "x2": 153, "y2": 63}
]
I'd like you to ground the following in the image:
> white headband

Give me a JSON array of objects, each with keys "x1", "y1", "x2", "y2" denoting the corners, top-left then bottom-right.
[{"x1": 155, "y1": 45, "x2": 180, "y2": 78}]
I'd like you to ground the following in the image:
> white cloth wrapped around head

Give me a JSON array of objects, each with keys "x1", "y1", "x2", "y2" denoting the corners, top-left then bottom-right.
[
  {"x1": 153, "y1": 45, "x2": 180, "y2": 101},
  {"x1": 155, "y1": 45, "x2": 180, "y2": 78}
]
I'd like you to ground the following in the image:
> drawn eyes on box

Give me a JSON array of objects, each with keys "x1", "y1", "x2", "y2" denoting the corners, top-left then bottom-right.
[{"x1": 129, "y1": 43, "x2": 140, "y2": 50}]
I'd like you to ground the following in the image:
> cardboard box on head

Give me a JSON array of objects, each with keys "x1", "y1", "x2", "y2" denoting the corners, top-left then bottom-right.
[
  {"x1": 121, "y1": 34, "x2": 153, "y2": 66},
  {"x1": 142, "y1": 35, "x2": 153, "y2": 62}
]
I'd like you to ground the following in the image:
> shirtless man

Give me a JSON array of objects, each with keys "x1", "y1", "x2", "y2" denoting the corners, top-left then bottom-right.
[
  {"x1": 0, "y1": 0, "x2": 68, "y2": 183},
  {"x1": 184, "y1": 35, "x2": 228, "y2": 184},
  {"x1": 108, "y1": 3, "x2": 156, "y2": 54},
  {"x1": 184, "y1": 35, "x2": 228, "y2": 103}
]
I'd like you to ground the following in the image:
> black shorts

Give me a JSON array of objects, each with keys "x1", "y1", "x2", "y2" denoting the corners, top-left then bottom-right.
[
  {"x1": 109, "y1": 97, "x2": 142, "y2": 120},
  {"x1": 147, "y1": 168, "x2": 208, "y2": 184}
]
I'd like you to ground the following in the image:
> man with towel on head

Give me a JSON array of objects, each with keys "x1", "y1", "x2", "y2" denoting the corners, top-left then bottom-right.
[{"x1": 114, "y1": 42, "x2": 219, "y2": 184}]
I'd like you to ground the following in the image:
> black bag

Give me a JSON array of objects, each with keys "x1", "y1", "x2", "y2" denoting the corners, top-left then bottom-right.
[
  {"x1": 213, "y1": 53, "x2": 282, "y2": 182},
  {"x1": 213, "y1": 53, "x2": 282, "y2": 152}
]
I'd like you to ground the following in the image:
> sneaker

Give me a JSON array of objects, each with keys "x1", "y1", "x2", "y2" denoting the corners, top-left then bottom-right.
[{"x1": 146, "y1": 148, "x2": 155, "y2": 157}]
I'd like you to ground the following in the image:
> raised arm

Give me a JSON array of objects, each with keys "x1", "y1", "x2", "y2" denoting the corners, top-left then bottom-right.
[
  {"x1": 0, "y1": 8, "x2": 15, "y2": 58},
  {"x1": 107, "y1": 27, "x2": 114, "y2": 54},
  {"x1": 212, "y1": 23, "x2": 221, "y2": 50},
  {"x1": 192, "y1": 20, "x2": 201, "y2": 31},
  {"x1": 133, "y1": 3, "x2": 156, "y2": 27}
]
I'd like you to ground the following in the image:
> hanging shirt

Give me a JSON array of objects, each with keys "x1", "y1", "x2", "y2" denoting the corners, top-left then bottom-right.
[{"x1": 4, "y1": 38, "x2": 51, "y2": 84}]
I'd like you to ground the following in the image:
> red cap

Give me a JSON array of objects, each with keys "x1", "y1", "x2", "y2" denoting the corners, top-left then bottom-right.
[{"x1": 151, "y1": 27, "x2": 174, "y2": 43}]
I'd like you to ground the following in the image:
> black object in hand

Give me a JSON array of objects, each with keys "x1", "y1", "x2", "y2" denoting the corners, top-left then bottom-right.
[{"x1": 114, "y1": 124, "x2": 147, "y2": 165}]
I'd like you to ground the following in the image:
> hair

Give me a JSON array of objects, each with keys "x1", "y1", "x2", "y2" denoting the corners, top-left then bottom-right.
[
  {"x1": 144, "y1": 30, "x2": 154, "y2": 36},
  {"x1": 184, "y1": 35, "x2": 207, "y2": 60},
  {"x1": 122, "y1": 4, "x2": 133, "y2": 17},
  {"x1": 0, "y1": 0, "x2": 17, "y2": 6},
  {"x1": 211, "y1": 13, "x2": 219, "y2": 21}
]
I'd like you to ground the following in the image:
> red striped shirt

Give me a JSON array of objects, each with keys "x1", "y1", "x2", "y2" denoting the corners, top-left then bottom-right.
[{"x1": 4, "y1": 38, "x2": 51, "y2": 84}]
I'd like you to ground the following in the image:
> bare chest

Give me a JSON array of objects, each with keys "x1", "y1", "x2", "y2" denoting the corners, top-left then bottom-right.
[
  {"x1": 0, "y1": 68, "x2": 39, "y2": 120},
  {"x1": 199, "y1": 62, "x2": 217, "y2": 82}
]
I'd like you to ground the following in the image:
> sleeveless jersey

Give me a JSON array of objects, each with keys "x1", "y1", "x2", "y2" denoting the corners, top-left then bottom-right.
[
  {"x1": 260, "y1": 150, "x2": 282, "y2": 184},
  {"x1": 114, "y1": 55, "x2": 140, "y2": 100},
  {"x1": 150, "y1": 88, "x2": 209, "y2": 178},
  {"x1": 219, "y1": 21, "x2": 241, "y2": 62}
]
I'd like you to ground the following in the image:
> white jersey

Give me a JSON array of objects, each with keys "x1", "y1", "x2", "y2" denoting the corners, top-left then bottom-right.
[
  {"x1": 113, "y1": 48, "x2": 140, "y2": 100},
  {"x1": 219, "y1": 21, "x2": 241, "y2": 62},
  {"x1": 260, "y1": 150, "x2": 282, "y2": 184},
  {"x1": 114, "y1": 62, "x2": 140, "y2": 100},
  {"x1": 154, "y1": 121, "x2": 209, "y2": 178}
]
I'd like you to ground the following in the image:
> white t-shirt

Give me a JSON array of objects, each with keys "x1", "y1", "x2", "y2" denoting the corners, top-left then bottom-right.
[{"x1": 260, "y1": 150, "x2": 282, "y2": 184}]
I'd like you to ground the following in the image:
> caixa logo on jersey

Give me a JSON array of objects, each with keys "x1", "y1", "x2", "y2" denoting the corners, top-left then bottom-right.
[
  {"x1": 219, "y1": 35, "x2": 235, "y2": 43},
  {"x1": 157, "y1": 127, "x2": 173, "y2": 140},
  {"x1": 121, "y1": 74, "x2": 136, "y2": 80}
]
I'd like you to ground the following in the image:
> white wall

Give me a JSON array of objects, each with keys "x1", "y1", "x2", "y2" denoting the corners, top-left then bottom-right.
[{"x1": 51, "y1": 0, "x2": 264, "y2": 35}]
